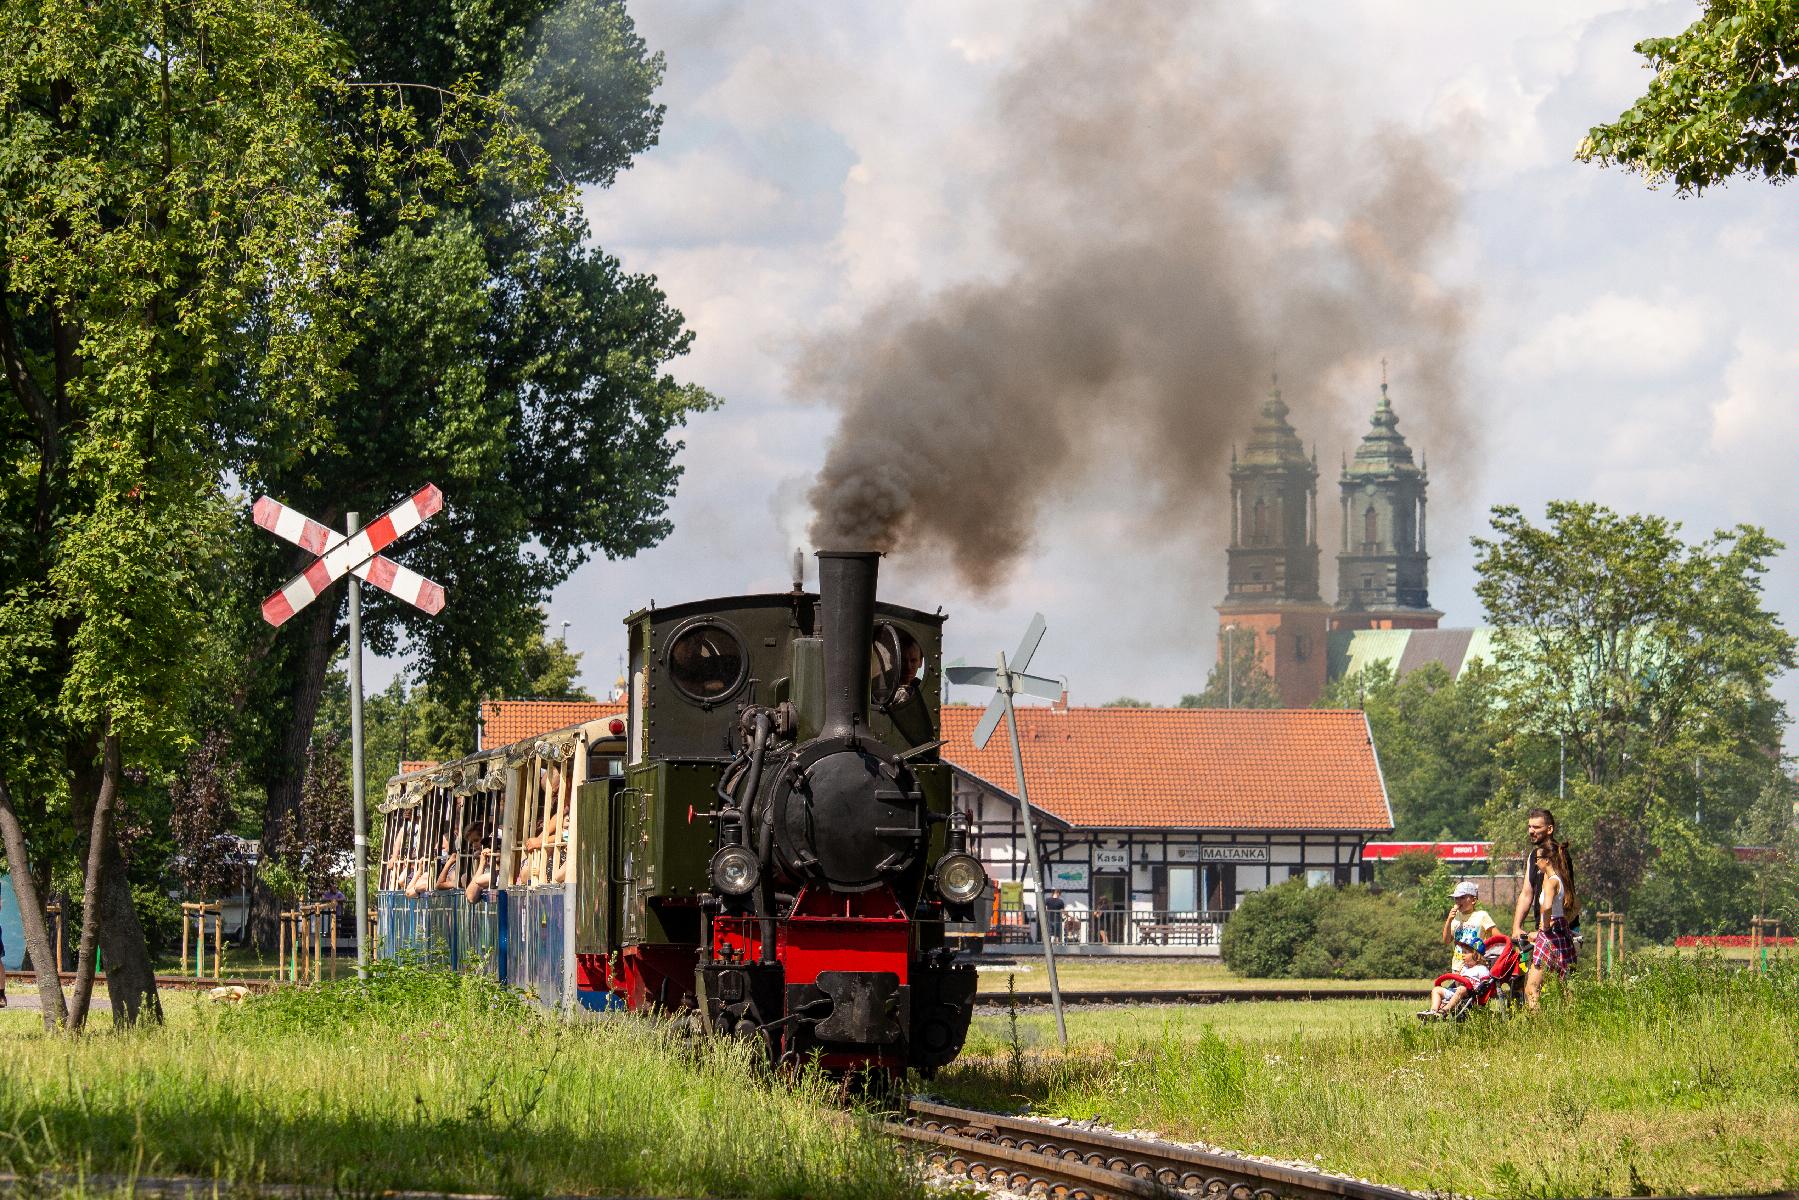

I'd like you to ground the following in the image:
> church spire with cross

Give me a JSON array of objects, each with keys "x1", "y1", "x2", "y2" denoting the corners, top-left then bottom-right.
[
  {"x1": 1217, "y1": 371, "x2": 1333, "y2": 706},
  {"x1": 1331, "y1": 368, "x2": 1441, "y2": 632}
]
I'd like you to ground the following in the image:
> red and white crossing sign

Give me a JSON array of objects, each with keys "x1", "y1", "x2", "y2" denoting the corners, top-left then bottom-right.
[{"x1": 252, "y1": 484, "x2": 446, "y2": 626}]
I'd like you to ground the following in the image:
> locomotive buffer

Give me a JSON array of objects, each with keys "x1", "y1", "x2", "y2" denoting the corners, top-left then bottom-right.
[{"x1": 947, "y1": 614, "x2": 1069, "y2": 1047}]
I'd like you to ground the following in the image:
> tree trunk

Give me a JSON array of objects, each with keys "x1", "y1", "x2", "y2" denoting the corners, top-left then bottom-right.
[
  {"x1": 253, "y1": 596, "x2": 338, "y2": 949},
  {"x1": 95, "y1": 821, "x2": 162, "y2": 1026},
  {"x1": 0, "y1": 776, "x2": 69, "y2": 1031},
  {"x1": 67, "y1": 730, "x2": 121, "y2": 1031}
]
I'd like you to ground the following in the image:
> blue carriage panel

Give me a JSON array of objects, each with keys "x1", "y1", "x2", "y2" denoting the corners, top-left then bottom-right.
[
  {"x1": 503, "y1": 886, "x2": 565, "y2": 1010},
  {"x1": 458, "y1": 894, "x2": 500, "y2": 975},
  {"x1": 532, "y1": 887, "x2": 566, "y2": 1010}
]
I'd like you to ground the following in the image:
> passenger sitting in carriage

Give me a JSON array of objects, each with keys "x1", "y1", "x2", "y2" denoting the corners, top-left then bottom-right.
[{"x1": 1419, "y1": 928, "x2": 1492, "y2": 1019}]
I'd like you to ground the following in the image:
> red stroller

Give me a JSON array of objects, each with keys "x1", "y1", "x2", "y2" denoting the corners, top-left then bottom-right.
[{"x1": 1431, "y1": 932, "x2": 1524, "y2": 1018}]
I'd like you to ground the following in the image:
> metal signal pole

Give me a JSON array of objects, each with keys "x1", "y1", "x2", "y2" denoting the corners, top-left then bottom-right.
[{"x1": 346, "y1": 511, "x2": 369, "y2": 978}]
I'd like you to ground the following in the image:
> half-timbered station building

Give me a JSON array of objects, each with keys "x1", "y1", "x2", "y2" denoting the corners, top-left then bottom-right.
[{"x1": 942, "y1": 704, "x2": 1394, "y2": 946}]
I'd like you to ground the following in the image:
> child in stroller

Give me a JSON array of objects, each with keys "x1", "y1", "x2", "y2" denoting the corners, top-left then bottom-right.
[{"x1": 1419, "y1": 928, "x2": 1524, "y2": 1019}]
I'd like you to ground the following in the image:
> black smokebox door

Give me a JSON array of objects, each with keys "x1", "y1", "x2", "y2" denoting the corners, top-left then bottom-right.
[{"x1": 783, "y1": 748, "x2": 922, "y2": 892}]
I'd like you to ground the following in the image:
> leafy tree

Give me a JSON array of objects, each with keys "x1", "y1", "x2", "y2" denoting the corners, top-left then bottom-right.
[
  {"x1": 1101, "y1": 696, "x2": 1152, "y2": 708},
  {"x1": 236, "y1": 2, "x2": 715, "y2": 944},
  {"x1": 1583, "y1": 812, "x2": 1652, "y2": 912},
  {"x1": 168, "y1": 731, "x2": 248, "y2": 900},
  {"x1": 1579, "y1": 0, "x2": 1799, "y2": 192},
  {"x1": 1317, "y1": 661, "x2": 1500, "y2": 839},
  {"x1": 1180, "y1": 633, "x2": 1281, "y2": 709},
  {"x1": 0, "y1": 0, "x2": 367, "y2": 1028},
  {"x1": 1473, "y1": 502, "x2": 1795, "y2": 918},
  {"x1": 0, "y1": 0, "x2": 547, "y2": 1025},
  {"x1": 282, "y1": 735, "x2": 354, "y2": 900}
]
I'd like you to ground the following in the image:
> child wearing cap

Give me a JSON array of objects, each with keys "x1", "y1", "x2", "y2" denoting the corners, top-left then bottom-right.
[
  {"x1": 1420, "y1": 929, "x2": 1491, "y2": 1018},
  {"x1": 1442, "y1": 880, "x2": 1499, "y2": 976}
]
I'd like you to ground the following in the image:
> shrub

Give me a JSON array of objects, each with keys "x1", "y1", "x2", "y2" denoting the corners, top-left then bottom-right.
[
  {"x1": 1223, "y1": 880, "x2": 1441, "y2": 979},
  {"x1": 1220, "y1": 880, "x2": 1325, "y2": 976}
]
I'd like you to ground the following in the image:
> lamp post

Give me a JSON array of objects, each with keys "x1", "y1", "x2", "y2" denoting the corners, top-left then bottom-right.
[{"x1": 1225, "y1": 625, "x2": 1237, "y2": 709}]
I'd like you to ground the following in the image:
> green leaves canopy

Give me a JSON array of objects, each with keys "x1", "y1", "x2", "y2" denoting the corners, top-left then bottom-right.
[
  {"x1": 1579, "y1": 0, "x2": 1799, "y2": 191},
  {"x1": 1316, "y1": 661, "x2": 1500, "y2": 840},
  {"x1": 1472, "y1": 502, "x2": 1794, "y2": 924}
]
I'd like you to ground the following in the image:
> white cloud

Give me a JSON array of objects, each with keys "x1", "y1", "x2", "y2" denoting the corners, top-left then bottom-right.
[
  {"x1": 1503, "y1": 292, "x2": 1715, "y2": 378},
  {"x1": 584, "y1": 153, "x2": 787, "y2": 246},
  {"x1": 1711, "y1": 333, "x2": 1799, "y2": 459}
]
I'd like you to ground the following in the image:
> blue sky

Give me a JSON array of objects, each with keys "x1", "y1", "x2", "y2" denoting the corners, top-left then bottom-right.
[{"x1": 506, "y1": 1, "x2": 1795, "y2": 711}]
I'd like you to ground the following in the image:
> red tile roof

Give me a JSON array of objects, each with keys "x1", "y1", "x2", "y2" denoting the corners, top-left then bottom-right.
[
  {"x1": 469, "y1": 700, "x2": 1391, "y2": 833},
  {"x1": 939, "y1": 705, "x2": 1392, "y2": 832},
  {"x1": 479, "y1": 700, "x2": 623, "y2": 749},
  {"x1": 398, "y1": 760, "x2": 439, "y2": 776}
]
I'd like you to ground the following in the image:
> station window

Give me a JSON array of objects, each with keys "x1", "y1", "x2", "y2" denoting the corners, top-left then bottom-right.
[{"x1": 666, "y1": 621, "x2": 747, "y2": 704}]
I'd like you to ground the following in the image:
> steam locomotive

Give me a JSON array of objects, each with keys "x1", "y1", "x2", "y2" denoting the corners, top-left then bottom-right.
[{"x1": 377, "y1": 551, "x2": 983, "y2": 1074}]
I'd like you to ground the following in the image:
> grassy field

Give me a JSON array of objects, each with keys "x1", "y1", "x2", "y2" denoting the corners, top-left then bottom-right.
[
  {"x1": 0, "y1": 965, "x2": 915, "y2": 1200},
  {"x1": 939, "y1": 956, "x2": 1799, "y2": 1198},
  {"x1": 973, "y1": 957, "x2": 1423, "y2": 993}
]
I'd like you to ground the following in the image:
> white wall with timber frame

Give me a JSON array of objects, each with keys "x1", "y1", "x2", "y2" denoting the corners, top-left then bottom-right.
[{"x1": 951, "y1": 767, "x2": 1379, "y2": 915}]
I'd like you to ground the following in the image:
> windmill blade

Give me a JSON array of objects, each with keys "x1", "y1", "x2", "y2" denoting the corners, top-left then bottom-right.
[
  {"x1": 1011, "y1": 612, "x2": 1047, "y2": 673},
  {"x1": 946, "y1": 666, "x2": 1060, "y2": 701},
  {"x1": 970, "y1": 694, "x2": 1006, "y2": 750},
  {"x1": 1012, "y1": 671, "x2": 1063, "y2": 701}
]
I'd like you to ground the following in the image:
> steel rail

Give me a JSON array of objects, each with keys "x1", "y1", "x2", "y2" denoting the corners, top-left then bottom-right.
[
  {"x1": 889, "y1": 1119, "x2": 1181, "y2": 1200},
  {"x1": 11, "y1": 970, "x2": 279, "y2": 993},
  {"x1": 974, "y1": 986, "x2": 1426, "y2": 1007},
  {"x1": 901, "y1": 1099, "x2": 1420, "y2": 1200}
]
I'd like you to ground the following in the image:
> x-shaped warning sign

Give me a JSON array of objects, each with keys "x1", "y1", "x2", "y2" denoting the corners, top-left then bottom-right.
[{"x1": 252, "y1": 485, "x2": 446, "y2": 627}]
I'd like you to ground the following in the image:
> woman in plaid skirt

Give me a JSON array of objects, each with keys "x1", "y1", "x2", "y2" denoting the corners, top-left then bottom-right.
[{"x1": 1526, "y1": 846, "x2": 1578, "y2": 1009}]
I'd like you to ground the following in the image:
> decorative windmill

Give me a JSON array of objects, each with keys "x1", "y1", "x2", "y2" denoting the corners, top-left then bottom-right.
[{"x1": 946, "y1": 613, "x2": 1069, "y2": 1047}]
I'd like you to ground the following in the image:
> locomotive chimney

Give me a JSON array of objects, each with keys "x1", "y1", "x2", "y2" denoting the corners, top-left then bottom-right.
[{"x1": 817, "y1": 549, "x2": 880, "y2": 742}]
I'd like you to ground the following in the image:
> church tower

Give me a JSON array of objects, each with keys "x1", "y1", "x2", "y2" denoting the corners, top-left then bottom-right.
[
  {"x1": 1331, "y1": 380, "x2": 1442, "y2": 631},
  {"x1": 1217, "y1": 378, "x2": 1333, "y2": 706}
]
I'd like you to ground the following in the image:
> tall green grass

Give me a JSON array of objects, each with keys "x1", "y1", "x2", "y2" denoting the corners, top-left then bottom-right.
[
  {"x1": 0, "y1": 962, "x2": 918, "y2": 1199},
  {"x1": 936, "y1": 956, "x2": 1799, "y2": 1198}
]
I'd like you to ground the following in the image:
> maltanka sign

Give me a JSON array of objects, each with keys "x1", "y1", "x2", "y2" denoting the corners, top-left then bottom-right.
[{"x1": 1199, "y1": 845, "x2": 1268, "y2": 864}]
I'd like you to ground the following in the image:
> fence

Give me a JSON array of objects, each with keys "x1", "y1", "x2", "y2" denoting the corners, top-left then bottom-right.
[{"x1": 988, "y1": 907, "x2": 1230, "y2": 948}]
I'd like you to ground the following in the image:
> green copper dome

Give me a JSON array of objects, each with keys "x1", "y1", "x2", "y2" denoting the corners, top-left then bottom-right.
[{"x1": 1346, "y1": 384, "x2": 1420, "y2": 477}]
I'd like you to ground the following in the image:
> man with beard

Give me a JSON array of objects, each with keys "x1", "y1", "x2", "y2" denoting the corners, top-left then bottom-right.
[{"x1": 1510, "y1": 807, "x2": 1578, "y2": 943}]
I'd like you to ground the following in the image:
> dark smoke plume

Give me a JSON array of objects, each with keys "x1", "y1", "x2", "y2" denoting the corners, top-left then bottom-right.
[{"x1": 804, "y1": 0, "x2": 1470, "y2": 590}]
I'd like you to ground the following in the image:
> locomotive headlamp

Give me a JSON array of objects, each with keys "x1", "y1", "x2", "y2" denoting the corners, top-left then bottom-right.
[
  {"x1": 934, "y1": 852, "x2": 987, "y2": 905},
  {"x1": 710, "y1": 844, "x2": 760, "y2": 896}
]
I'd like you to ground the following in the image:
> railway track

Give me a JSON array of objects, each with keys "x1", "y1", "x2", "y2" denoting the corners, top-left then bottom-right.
[
  {"x1": 11, "y1": 969, "x2": 280, "y2": 993},
  {"x1": 892, "y1": 1098, "x2": 1420, "y2": 1200},
  {"x1": 974, "y1": 986, "x2": 1426, "y2": 1007}
]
